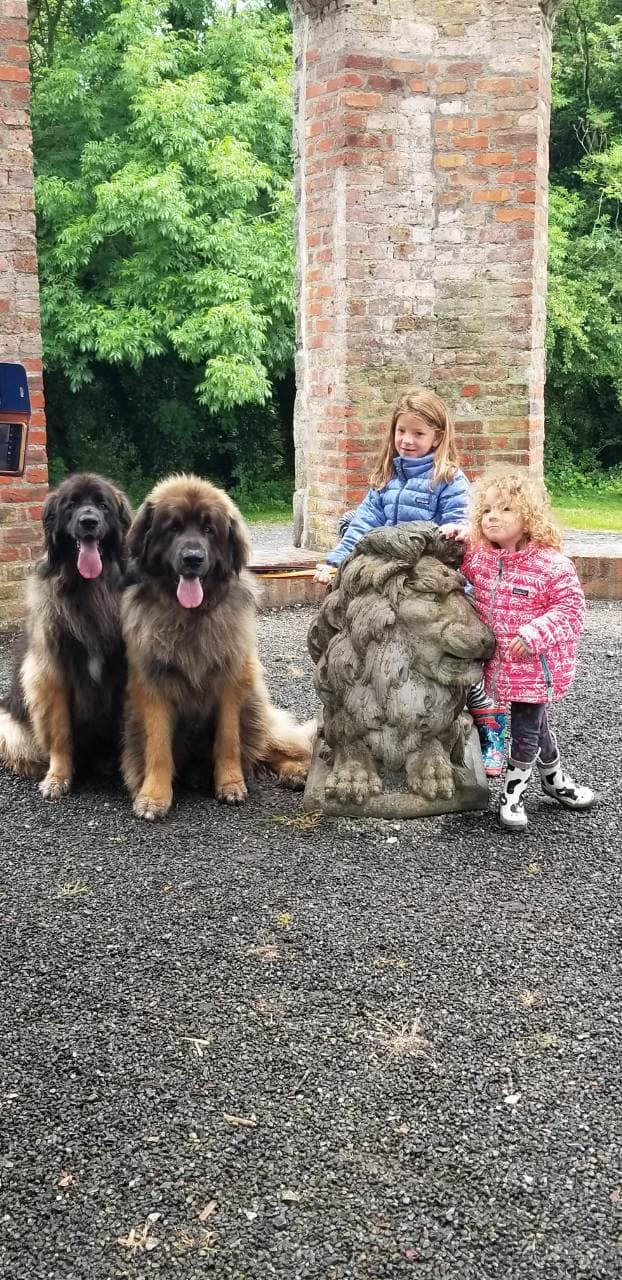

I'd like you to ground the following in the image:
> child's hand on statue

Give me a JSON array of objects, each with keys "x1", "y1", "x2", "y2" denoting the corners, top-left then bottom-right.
[
  {"x1": 441, "y1": 523, "x2": 470, "y2": 541},
  {"x1": 313, "y1": 563, "x2": 333, "y2": 585}
]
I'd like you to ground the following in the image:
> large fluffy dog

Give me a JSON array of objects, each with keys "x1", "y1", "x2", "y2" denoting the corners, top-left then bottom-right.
[
  {"x1": 0, "y1": 472, "x2": 132, "y2": 797},
  {"x1": 121, "y1": 474, "x2": 313, "y2": 820}
]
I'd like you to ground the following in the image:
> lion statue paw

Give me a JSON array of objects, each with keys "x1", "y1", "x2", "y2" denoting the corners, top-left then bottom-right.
[
  {"x1": 325, "y1": 757, "x2": 383, "y2": 806},
  {"x1": 407, "y1": 741, "x2": 456, "y2": 802}
]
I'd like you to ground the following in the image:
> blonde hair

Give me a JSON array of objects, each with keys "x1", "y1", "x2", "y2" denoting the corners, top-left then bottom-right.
[
  {"x1": 369, "y1": 387, "x2": 461, "y2": 490},
  {"x1": 471, "y1": 465, "x2": 563, "y2": 550}
]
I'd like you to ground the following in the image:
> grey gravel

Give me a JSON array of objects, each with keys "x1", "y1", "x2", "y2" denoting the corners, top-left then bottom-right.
[{"x1": 0, "y1": 602, "x2": 621, "y2": 1280}]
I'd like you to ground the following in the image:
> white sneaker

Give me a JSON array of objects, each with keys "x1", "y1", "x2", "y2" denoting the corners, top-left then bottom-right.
[
  {"x1": 537, "y1": 755, "x2": 595, "y2": 811},
  {"x1": 499, "y1": 760, "x2": 533, "y2": 831}
]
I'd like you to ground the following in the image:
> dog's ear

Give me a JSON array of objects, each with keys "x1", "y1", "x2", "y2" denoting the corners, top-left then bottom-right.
[
  {"x1": 127, "y1": 500, "x2": 154, "y2": 566},
  {"x1": 40, "y1": 489, "x2": 62, "y2": 570},
  {"x1": 227, "y1": 514, "x2": 251, "y2": 575},
  {"x1": 113, "y1": 487, "x2": 132, "y2": 536}
]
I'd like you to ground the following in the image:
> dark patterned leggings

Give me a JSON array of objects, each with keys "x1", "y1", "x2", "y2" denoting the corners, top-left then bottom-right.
[{"x1": 510, "y1": 702, "x2": 558, "y2": 767}]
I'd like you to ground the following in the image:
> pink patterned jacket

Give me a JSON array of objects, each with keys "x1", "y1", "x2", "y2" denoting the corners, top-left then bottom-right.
[{"x1": 461, "y1": 541, "x2": 586, "y2": 704}]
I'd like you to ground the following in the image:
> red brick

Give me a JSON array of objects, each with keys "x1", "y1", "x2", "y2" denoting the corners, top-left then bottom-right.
[
  {"x1": 495, "y1": 207, "x2": 536, "y2": 223},
  {"x1": 474, "y1": 151, "x2": 514, "y2": 167},
  {"x1": 7, "y1": 43, "x2": 30, "y2": 63},
  {"x1": 434, "y1": 116, "x2": 472, "y2": 133},
  {"x1": 453, "y1": 133, "x2": 488, "y2": 150},
  {"x1": 0, "y1": 65, "x2": 28, "y2": 81},
  {"x1": 0, "y1": 21, "x2": 28, "y2": 37},
  {"x1": 437, "y1": 78, "x2": 468, "y2": 94},
  {"x1": 388, "y1": 58, "x2": 425, "y2": 74},
  {"x1": 474, "y1": 76, "x2": 522, "y2": 95},
  {"x1": 472, "y1": 186, "x2": 512, "y2": 203},
  {"x1": 343, "y1": 54, "x2": 384, "y2": 71},
  {"x1": 342, "y1": 92, "x2": 384, "y2": 109},
  {"x1": 434, "y1": 152, "x2": 467, "y2": 169}
]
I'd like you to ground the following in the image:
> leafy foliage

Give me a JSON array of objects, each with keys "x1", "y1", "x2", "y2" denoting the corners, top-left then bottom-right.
[
  {"x1": 546, "y1": 1, "x2": 622, "y2": 489},
  {"x1": 32, "y1": 0, "x2": 295, "y2": 503}
]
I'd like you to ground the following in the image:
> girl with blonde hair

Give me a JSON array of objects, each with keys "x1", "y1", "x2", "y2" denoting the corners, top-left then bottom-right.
[
  {"x1": 313, "y1": 388, "x2": 468, "y2": 591},
  {"x1": 448, "y1": 465, "x2": 594, "y2": 830}
]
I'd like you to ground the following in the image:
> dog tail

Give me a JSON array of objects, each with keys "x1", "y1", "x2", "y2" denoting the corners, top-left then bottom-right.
[
  {"x1": 0, "y1": 707, "x2": 45, "y2": 777},
  {"x1": 266, "y1": 707, "x2": 316, "y2": 760}
]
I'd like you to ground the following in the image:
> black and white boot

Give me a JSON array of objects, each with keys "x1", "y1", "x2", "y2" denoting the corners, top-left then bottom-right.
[
  {"x1": 537, "y1": 754, "x2": 595, "y2": 811},
  {"x1": 499, "y1": 760, "x2": 532, "y2": 831}
]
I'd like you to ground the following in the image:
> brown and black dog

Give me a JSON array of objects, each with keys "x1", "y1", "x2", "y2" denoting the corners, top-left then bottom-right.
[
  {"x1": 121, "y1": 474, "x2": 313, "y2": 820},
  {"x1": 0, "y1": 472, "x2": 132, "y2": 797}
]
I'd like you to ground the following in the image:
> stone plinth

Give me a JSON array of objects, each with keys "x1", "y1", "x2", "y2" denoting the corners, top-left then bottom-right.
[{"x1": 304, "y1": 723, "x2": 488, "y2": 817}]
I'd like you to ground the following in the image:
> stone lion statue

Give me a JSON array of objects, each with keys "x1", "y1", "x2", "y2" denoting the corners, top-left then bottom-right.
[{"x1": 307, "y1": 522, "x2": 495, "y2": 809}]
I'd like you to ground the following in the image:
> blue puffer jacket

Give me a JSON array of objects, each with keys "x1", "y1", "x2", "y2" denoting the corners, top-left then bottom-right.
[{"x1": 326, "y1": 453, "x2": 470, "y2": 567}]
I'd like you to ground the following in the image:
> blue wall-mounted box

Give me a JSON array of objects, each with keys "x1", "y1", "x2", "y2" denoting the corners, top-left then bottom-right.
[{"x1": 0, "y1": 363, "x2": 31, "y2": 476}]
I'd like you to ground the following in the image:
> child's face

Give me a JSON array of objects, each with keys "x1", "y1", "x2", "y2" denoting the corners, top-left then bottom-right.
[
  {"x1": 394, "y1": 412, "x2": 439, "y2": 459},
  {"x1": 480, "y1": 486, "x2": 526, "y2": 551}
]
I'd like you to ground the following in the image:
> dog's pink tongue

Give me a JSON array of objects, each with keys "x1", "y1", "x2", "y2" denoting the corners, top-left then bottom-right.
[
  {"x1": 77, "y1": 540, "x2": 102, "y2": 579},
  {"x1": 177, "y1": 575, "x2": 204, "y2": 608}
]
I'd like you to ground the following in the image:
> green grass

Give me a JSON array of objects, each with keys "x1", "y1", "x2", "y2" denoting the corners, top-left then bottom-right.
[
  {"x1": 552, "y1": 492, "x2": 622, "y2": 532},
  {"x1": 238, "y1": 501, "x2": 292, "y2": 524}
]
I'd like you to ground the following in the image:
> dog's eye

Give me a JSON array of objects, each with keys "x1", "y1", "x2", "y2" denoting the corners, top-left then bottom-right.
[{"x1": 167, "y1": 518, "x2": 182, "y2": 534}]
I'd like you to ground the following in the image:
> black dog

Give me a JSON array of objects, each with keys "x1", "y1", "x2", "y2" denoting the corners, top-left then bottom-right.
[{"x1": 0, "y1": 472, "x2": 132, "y2": 797}]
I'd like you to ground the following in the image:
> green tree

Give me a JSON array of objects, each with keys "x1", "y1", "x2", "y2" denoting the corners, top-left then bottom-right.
[
  {"x1": 33, "y1": 0, "x2": 296, "y2": 503},
  {"x1": 546, "y1": 1, "x2": 622, "y2": 487}
]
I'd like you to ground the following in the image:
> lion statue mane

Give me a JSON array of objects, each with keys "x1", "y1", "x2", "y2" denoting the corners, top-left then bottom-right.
[{"x1": 307, "y1": 522, "x2": 495, "y2": 807}]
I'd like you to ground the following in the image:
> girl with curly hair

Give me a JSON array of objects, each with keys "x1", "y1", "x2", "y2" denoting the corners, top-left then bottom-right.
[{"x1": 446, "y1": 465, "x2": 594, "y2": 830}]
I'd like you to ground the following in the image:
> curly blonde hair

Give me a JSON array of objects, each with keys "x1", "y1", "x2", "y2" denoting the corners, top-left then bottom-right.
[
  {"x1": 470, "y1": 465, "x2": 563, "y2": 550},
  {"x1": 369, "y1": 387, "x2": 461, "y2": 490}
]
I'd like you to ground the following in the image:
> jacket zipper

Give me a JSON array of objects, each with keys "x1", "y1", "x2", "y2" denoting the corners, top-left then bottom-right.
[
  {"x1": 488, "y1": 559, "x2": 503, "y2": 703},
  {"x1": 539, "y1": 653, "x2": 554, "y2": 703}
]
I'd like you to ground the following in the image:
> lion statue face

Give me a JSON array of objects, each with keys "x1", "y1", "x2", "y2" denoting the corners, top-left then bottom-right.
[{"x1": 395, "y1": 553, "x2": 493, "y2": 687}]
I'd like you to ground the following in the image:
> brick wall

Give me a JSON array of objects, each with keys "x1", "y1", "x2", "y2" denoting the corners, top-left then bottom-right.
[
  {"x1": 0, "y1": 0, "x2": 47, "y2": 628},
  {"x1": 292, "y1": 0, "x2": 557, "y2": 551}
]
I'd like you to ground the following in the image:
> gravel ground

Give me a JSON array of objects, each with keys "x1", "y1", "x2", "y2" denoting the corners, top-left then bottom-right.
[{"x1": 1, "y1": 602, "x2": 621, "y2": 1280}]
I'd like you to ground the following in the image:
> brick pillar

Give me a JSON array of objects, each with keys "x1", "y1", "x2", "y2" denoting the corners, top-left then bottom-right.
[
  {"x1": 0, "y1": 0, "x2": 48, "y2": 628},
  {"x1": 291, "y1": 0, "x2": 559, "y2": 550}
]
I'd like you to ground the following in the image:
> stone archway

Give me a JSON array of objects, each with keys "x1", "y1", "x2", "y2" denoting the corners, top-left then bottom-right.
[{"x1": 289, "y1": 0, "x2": 564, "y2": 550}]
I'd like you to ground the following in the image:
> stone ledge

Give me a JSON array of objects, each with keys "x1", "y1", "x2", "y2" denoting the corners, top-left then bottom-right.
[{"x1": 250, "y1": 550, "x2": 622, "y2": 608}]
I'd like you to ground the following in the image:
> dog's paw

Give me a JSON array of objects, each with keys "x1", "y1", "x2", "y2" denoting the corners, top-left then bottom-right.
[
  {"x1": 133, "y1": 788, "x2": 173, "y2": 821},
  {"x1": 39, "y1": 771, "x2": 71, "y2": 800},
  {"x1": 216, "y1": 776, "x2": 248, "y2": 805},
  {"x1": 277, "y1": 761, "x2": 308, "y2": 791}
]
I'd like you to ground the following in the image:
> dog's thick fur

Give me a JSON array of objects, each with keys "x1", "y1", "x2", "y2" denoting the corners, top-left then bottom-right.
[
  {"x1": 0, "y1": 472, "x2": 132, "y2": 797},
  {"x1": 121, "y1": 474, "x2": 313, "y2": 820}
]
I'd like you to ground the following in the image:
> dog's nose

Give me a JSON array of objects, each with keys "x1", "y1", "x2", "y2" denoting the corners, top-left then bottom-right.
[
  {"x1": 78, "y1": 510, "x2": 100, "y2": 534},
  {"x1": 180, "y1": 547, "x2": 205, "y2": 574}
]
